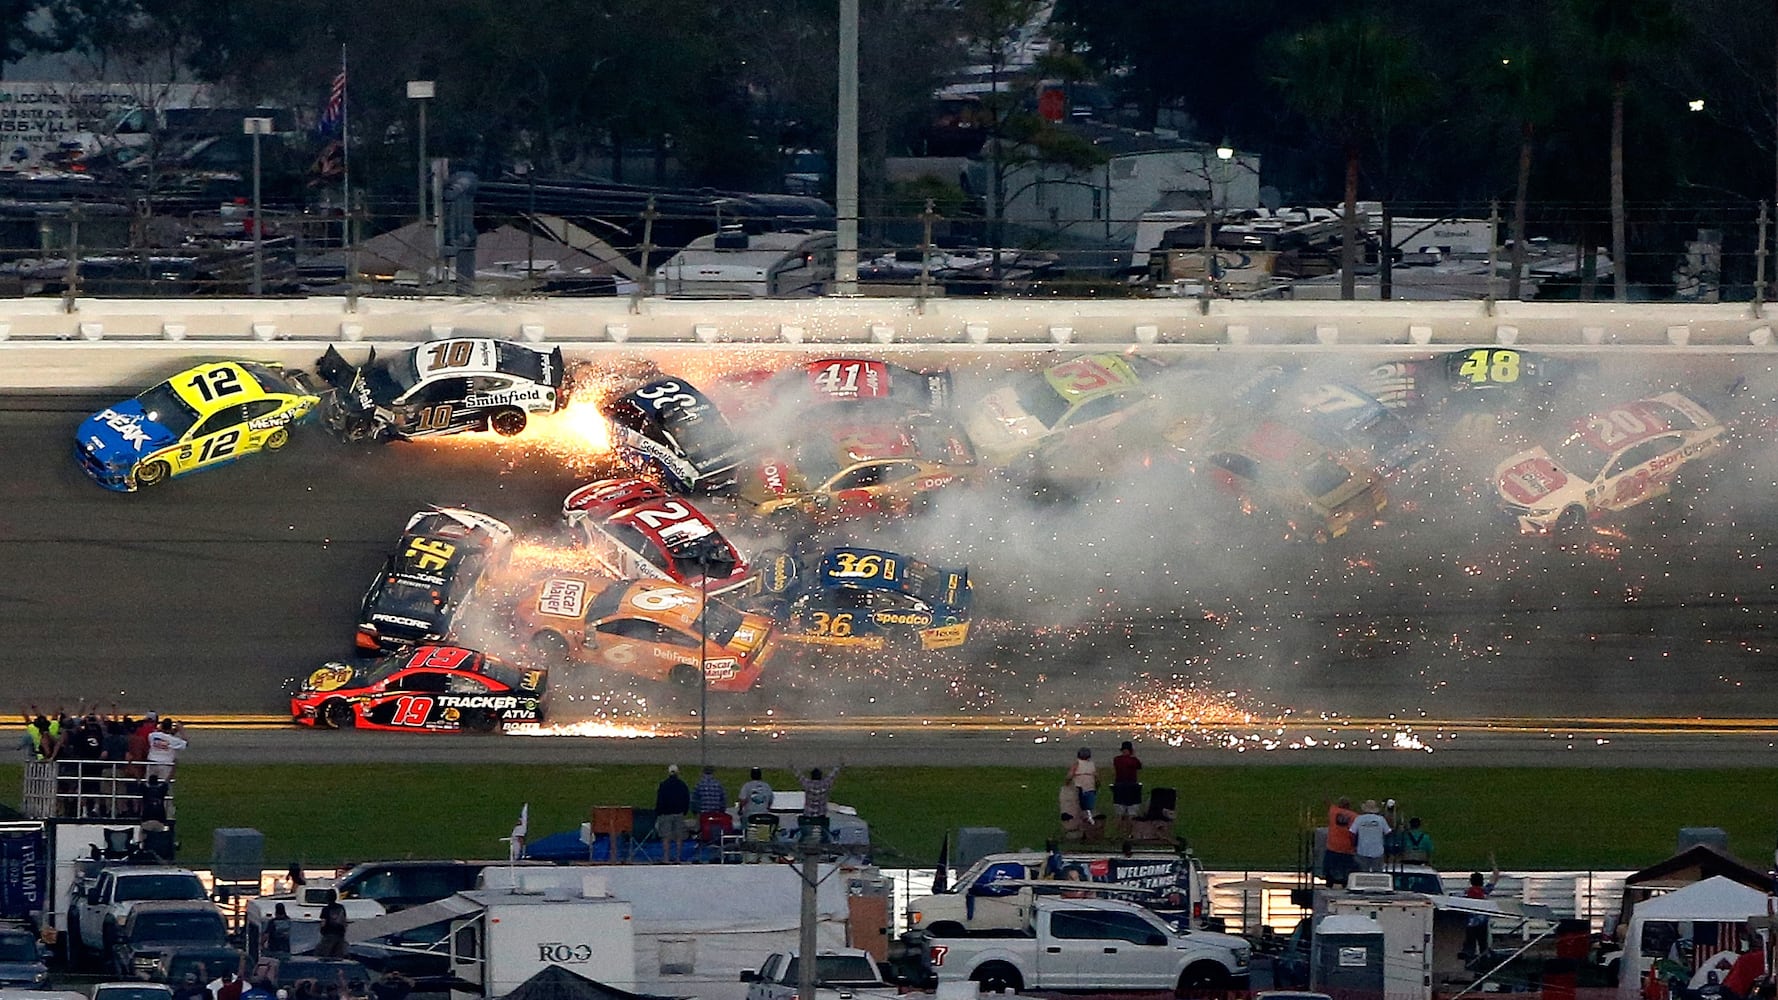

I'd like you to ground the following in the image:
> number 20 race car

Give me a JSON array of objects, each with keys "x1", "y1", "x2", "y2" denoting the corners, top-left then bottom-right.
[{"x1": 290, "y1": 645, "x2": 546, "y2": 732}]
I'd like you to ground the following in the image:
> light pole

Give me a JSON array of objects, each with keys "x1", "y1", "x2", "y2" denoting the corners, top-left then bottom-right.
[
  {"x1": 242, "y1": 117, "x2": 274, "y2": 296},
  {"x1": 686, "y1": 536, "x2": 724, "y2": 771},
  {"x1": 406, "y1": 80, "x2": 435, "y2": 284}
]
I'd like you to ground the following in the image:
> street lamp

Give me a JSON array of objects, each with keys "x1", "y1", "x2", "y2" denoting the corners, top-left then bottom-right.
[
  {"x1": 406, "y1": 80, "x2": 435, "y2": 284},
  {"x1": 242, "y1": 117, "x2": 274, "y2": 296}
]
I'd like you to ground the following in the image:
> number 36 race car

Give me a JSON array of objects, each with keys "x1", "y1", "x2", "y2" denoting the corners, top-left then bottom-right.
[{"x1": 291, "y1": 645, "x2": 546, "y2": 732}]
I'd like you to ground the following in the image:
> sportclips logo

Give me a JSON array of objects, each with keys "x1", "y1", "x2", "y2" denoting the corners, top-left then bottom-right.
[{"x1": 537, "y1": 942, "x2": 595, "y2": 963}]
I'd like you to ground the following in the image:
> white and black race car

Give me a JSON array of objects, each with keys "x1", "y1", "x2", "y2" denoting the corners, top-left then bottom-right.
[{"x1": 316, "y1": 338, "x2": 567, "y2": 441}]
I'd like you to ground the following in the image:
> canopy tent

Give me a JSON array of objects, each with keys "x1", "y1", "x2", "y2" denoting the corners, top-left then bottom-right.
[
  {"x1": 1617, "y1": 876, "x2": 1773, "y2": 999},
  {"x1": 497, "y1": 964, "x2": 685, "y2": 1000}
]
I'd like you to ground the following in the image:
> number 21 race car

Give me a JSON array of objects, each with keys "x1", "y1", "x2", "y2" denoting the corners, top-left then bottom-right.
[{"x1": 290, "y1": 645, "x2": 546, "y2": 732}]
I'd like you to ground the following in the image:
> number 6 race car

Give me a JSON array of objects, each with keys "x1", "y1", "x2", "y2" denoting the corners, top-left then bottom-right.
[
  {"x1": 315, "y1": 338, "x2": 566, "y2": 441},
  {"x1": 1494, "y1": 391, "x2": 1726, "y2": 533},
  {"x1": 290, "y1": 645, "x2": 546, "y2": 732},
  {"x1": 75, "y1": 361, "x2": 319, "y2": 491}
]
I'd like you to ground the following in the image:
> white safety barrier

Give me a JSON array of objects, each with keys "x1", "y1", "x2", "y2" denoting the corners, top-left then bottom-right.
[{"x1": 1, "y1": 294, "x2": 1773, "y2": 389}]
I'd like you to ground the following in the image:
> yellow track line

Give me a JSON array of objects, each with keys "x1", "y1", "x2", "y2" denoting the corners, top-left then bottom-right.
[{"x1": 177, "y1": 713, "x2": 1778, "y2": 736}]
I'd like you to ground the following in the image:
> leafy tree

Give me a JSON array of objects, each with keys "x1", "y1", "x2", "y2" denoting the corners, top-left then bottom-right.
[{"x1": 1268, "y1": 10, "x2": 1431, "y2": 299}]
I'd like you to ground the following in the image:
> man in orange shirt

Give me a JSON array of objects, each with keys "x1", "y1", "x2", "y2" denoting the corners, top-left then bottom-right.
[{"x1": 1324, "y1": 796, "x2": 1358, "y2": 886}]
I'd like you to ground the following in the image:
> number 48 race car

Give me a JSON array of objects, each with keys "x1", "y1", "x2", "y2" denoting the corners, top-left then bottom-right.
[{"x1": 290, "y1": 645, "x2": 546, "y2": 732}]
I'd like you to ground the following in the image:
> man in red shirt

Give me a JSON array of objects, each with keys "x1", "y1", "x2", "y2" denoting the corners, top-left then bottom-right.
[
  {"x1": 1324, "y1": 797, "x2": 1358, "y2": 886},
  {"x1": 1110, "y1": 741, "x2": 1143, "y2": 837},
  {"x1": 1722, "y1": 936, "x2": 1768, "y2": 1000}
]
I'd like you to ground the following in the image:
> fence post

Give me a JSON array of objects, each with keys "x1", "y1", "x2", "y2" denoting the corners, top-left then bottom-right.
[
  {"x1": 61, "y1": 205, "x2": 80, "y2": 314},
  {"x1": 1484, "y1": 201, "x2": 1500, "y2": 316},
  {"x1": 632, "y1": 195, "x2": 657, "y2": 314},
  {"x1": 1755, "y1": 201, "x2": 1768, "y2": 314},
  {"x1": 918, "y1": 198, "x2": 936, "y2": 313}
]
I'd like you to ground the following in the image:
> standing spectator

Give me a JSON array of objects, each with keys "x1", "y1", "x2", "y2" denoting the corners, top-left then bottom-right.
[
  {"x1": 737, "y1": 767, "x2": 774, "y2": 820},
  {"x1": 315, "y1": 899, "x2": 348, "y2": 958},
  {"x1": 1349, "y1": 800, "x2": 1392, "y2": 873},
  {"x1": 1109, "y1": 741, "x2": 1143, "y2": 836},
  {"x1": 103, "y1": 717, "x2": 132, "y2": 764},
  {"x1": 213, "y1": 969, "x2": 245, "y2": 1000},
  {"x1": 796, "y1": 765, "x2": 841, "y2": 842},
  {"x1": 693, "y1": 766, "x2": 726, "y2": 815},
  {"x1": 265, "y1": 903, "x2": 293, "y2": 954},
  {"x1": 128, "y1": 712, "x2": 156, "y2": 771},
  {"x1": 138, "y1": 773, "x2": 170, "y2": 824},
  {"x1": 1067, "y1": 748, "x2": 1098, "y2": 819},
  {"x1": 147, "y1": 718, "x2": 187, "y2": 780},
  {"x1": 1400, "y1": 818, "x2": 1434, "y2": 864},
  {"x1": 173, "y1": 972, "x2": 210, "y2": 1000},
  {"x1": 1324, "y1": 796, "x2": 1358, "y2": 886},
  {"x1": 653, "y1": 764, "x2": 691, "y2": 863},
  {"x1": 20, "y1": 709, "x2": 58, "y2": 760},
  {"x1": 1460, "y1": 859, "x2": 1502, "y2": 960}
]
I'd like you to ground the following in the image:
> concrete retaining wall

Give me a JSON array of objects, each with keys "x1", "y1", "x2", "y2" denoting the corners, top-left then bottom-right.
[{"x1": 2, "y1": 295, "x2": 1774, "y2": 389}]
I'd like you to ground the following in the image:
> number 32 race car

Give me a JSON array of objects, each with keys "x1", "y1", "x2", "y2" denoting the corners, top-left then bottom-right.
[{"x1": 291, "y1": 645, "x2": 545, "y2": 732}]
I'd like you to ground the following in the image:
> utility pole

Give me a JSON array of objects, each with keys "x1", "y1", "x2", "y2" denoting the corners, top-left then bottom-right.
[
  {"x1": 797, "y1": 837, "x2": 819, "y2": 1000},
  {"x1": 834, "y1": 0, "x2": 860, "y2": 295}
]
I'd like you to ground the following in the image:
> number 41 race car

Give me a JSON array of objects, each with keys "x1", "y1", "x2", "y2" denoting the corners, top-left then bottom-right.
[{"x1": 291, "y1": 645, "x2": 545, "y2": 732}]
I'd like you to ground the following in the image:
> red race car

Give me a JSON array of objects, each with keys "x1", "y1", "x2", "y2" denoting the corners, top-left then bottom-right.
[
  {"x1": 562, "y1": 477, "x2": 752, "y2": 594},
  {"x1": 290, "y1": 645, "x2": 546, "y2": 732}
]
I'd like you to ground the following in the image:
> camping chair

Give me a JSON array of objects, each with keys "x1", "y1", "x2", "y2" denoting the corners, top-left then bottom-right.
[
  {"x1": 698, "y1": 811, "x2": 737, "y2": 863},
  {"x1": 1130, "y1": 787, "x2": 1178, "y2": 843},
  {"x1": 627, "y1": 808, "x2": 658, "y2": 863},
  {"x1": 741, "y1": 812, "x2": 780, "y2": 862}
]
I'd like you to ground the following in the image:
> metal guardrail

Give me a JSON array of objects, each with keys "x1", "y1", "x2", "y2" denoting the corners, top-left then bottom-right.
[{"x1": 22, "y1": 759, "x2": 176, "y2": 821}]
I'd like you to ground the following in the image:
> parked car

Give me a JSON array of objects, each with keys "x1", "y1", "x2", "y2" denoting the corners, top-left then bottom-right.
[
  {"x1": 109, "y1": 901, "x2": 237, "y2": 980},
  {"x1": 0, "y1": 928, "x2": 48, "y2": 988},
  {"x1": 742, "y1": 949, "x2": 888, "y2": 1000}
]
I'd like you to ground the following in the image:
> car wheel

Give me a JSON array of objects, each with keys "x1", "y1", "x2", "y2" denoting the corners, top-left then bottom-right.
[
  {"x1": 971, "y1": 963, "x2": 1022, "y2": 994},
  {"x1": 321, "y1": 699, "x2": 356, "y2": 729},
  {"x1": 491, "y1": 408, "x2": 528, "y2": 436},
  {"x1": 669, "y1": 664, "x2": 700, "y2": 687},
  {"x1": 461, "y1": 709, "x2": 499, "y2": 734},
  {"x1": 135, "y1": 459, "x2": 171, "y2": 487},
  {"x1": 532, "y1": 631, "x2": 571, "y2": 662},
  {"x1": 266, "y1": 427, "x2": 290, "y2": 450},
  {"x1": 1176, "y1": 962, "x2": 1230, "y2": 998},
  {"x1": 1555, "y1": 505, "x2": 1587, "y2": 533}
]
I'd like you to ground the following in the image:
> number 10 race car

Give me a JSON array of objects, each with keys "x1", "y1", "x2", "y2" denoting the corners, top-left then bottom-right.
[
  {"x1": 315, "y1": 338, "x2": 566, "y2": 441},
  {"x1": 290, "y1": 645, "x2": 546, "y2": 732}
]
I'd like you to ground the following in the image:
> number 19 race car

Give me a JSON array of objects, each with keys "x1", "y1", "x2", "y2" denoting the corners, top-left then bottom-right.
[
  {"x1": 75, "y1": 361, "x2": 318, "y2": 491},
  {"x1": 747, "y1": 546, "x2": 972, "y2": 651},
  {"x1": 291, "y1": 645, "x2": 546, "y2": 732},
  {"x1": 357, "y1": 507, "x2": 515, "y2": 653},
  {"x1": 315, "y1": 338, "x2": 566, "y2": 441}
]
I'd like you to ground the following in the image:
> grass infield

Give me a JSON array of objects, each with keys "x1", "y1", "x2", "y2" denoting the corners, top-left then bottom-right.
[{"x1": 2, "y1": 764, "x2": 1769, "y2": 872}]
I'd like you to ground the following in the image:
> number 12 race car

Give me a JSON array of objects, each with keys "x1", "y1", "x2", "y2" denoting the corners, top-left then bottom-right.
[
  {"x1": 290, "y1": 645, "x2": 546, "y2": 732},
  {"x1": 315, "y1": 338, "x2": 566, "y2": 441}
]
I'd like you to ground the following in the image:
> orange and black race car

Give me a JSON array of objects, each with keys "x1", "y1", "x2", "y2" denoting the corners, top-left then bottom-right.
[{"x1": 290, "y1": 645, "x2": 545, "y2": 732}]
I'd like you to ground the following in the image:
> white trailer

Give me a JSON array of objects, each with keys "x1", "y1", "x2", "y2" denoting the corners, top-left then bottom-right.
[
  {"x1": 1320, "y1": 890, "x2": 1433, "y2": 1000},
  {"x1": 346, "y1": 884, "x2": 634, "y2": 999}
]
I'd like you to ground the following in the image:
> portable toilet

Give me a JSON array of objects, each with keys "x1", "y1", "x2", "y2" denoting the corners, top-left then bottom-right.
[{"x1": 1312, "y1": 913, "x2": 1386, "y2": 998}]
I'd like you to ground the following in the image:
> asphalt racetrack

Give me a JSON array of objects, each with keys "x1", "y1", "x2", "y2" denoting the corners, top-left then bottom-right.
[{"x1": 11, "y1": 349, "x2": 1778, "y2": 764}]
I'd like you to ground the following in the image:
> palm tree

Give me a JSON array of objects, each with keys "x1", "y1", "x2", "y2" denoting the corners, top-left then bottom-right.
[
  {"x1": 1477, "y1": 9, "x2": 1576, "y2": 301},
  {"x1": 1270, "y1": 13, "x2": 1430, "y2": 300}
]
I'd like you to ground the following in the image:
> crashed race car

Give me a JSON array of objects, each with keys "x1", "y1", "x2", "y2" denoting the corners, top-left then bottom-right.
[
  {"x1": 1205, "y1": 421, "x2": 1388, "y2": 542},
  {"x1": 720, "y1": 358, "x2": 954, "y2": 425},
  {"x1": 738, "y1": 416, "x2": 976, "y2": 520},
  {"x1": 1494, "y1": 391, "x2": 1726, "y2": 533},
  {"x1": 356, "y1": 507, "x2": 514, "y2": 653},
  {"x1": 290, "y1": 644, "x2": 545, "y2": 732},
  {"x1": 562, "y1": 477, "x2": 752, "y2": 595},
  {"x1": 604, "y1": 377, "x2": 743, "y2": 493},
  {"x1": 746, "y1": 546, "x2": 973, "y2": 651},
  {"x1": 315, "y1": 338, "x2": 566, "y2": 441}
]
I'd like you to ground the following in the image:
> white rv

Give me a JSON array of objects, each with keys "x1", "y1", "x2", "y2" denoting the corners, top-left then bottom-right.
[{"x1": 653, "y1": 228, "x2": 835, "y2": 297}]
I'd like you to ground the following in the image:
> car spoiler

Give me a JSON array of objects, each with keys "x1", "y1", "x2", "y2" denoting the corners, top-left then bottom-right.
[{"x1": 316, "y1": 345, "x2": 374, "y2": 411}]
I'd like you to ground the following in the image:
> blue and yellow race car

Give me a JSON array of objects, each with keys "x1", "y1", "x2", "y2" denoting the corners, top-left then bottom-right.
[
  {"x1": 74, "y1": 361, "x2": 319, "y2": 491},
  {"x1": 748, "y1": 546, "x2": 972, "y2": 651}
]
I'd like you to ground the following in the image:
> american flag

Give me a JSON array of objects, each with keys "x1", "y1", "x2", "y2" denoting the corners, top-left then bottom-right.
[{"x1": 318, "y1": 67, "x2": 345, "y2": 137}]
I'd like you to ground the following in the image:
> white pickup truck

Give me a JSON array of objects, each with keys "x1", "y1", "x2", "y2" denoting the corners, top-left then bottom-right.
[
  {"x1": 906, "y1": 850, "x2": 1213, "y2": 937},
  {"x1": 68, "y1": 867, "x2": 209, "y2": 964},
  {"x1": 741, "y1": 949, "x2": 895, "y2": 1000},
  {"x1": 924, "y1": 897, "x2": 1250, "y2": 995}
]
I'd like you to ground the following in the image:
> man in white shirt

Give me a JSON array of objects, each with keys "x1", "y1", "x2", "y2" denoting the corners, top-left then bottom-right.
[
  {"x1": 146, "y1": 719, "x2": 187, "y2": 781},
  {"x1": 1348, "y1": 799, "x2": 1392, "y2": 873}
]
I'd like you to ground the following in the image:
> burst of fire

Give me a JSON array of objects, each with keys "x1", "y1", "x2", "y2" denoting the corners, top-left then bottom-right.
[
  {"x1": 506, "y1": 720, "x2": 665, "y2": 738},
  {"x1": 411, "y1": 368, "x2": 621, "y2": 474}
]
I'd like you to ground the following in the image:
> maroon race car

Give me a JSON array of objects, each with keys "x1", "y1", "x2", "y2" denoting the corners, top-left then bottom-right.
[{"x1": 290, "y1": 645, "x2": 546, "y2": 732}]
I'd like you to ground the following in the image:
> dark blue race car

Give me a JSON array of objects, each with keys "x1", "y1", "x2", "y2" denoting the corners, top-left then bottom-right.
[
  {"x1": 603, "y1": 377, "x2": 743, "y2": 493},
  {"x1": 747, "y1": 546, "x2": 972, "y2": 651}
]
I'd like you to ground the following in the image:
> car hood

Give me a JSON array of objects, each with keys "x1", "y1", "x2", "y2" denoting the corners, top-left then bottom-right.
[
  {"x1": 965, "y1": 388, "x2": 1043, "y2": 458},
  {"x1": 1495, "y1": 449, "x2": 1576, "y2": 508},
  {"x1": 77, "y1": 400, "x2": 178, "y2": 464},
  {"x1": 739, "y1": 454, "x2": 810, "y2": 505},
  {"x1": 297, "y1": 663, "x2": 362, "y2": 694}
]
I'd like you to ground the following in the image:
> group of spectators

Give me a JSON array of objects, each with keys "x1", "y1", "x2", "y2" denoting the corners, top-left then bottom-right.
[
  {"x1": 19, "y1": 704, "x2": 187, "y2": 819},
  {"x1": 1060, "y1": 742, "x2": 1149, "y2": 837},
  {"x1": 650, "y1": 763, "x2": 839, "y2": 862},
  {"x1": 1322, "y1": 795, "x2": 1436, "y2": 883}
]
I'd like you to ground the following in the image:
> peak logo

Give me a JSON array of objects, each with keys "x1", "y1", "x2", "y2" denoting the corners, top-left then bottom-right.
[{"x1": 97, "y1": 408, "x2": 156, "y2": 452}]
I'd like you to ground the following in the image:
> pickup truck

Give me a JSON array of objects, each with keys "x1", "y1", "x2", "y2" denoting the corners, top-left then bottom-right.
[
  {"x1": 89, "y1": 983, "x2": 175, "y2": 1000},
  {"x1": 923, "y1": 897, "x2": 1250, "y2": 995},
  {"x1": 70, "y1": 867, "x2": 208, "y2": 965},
  {"x1": 905, "y1": 849, "x2": 1214, "y2": 938},
  {"x1": 741, "y1": 949, "x2": 893, "y2": 1000},
  {"x1": 109, "y1": 901, "x2": 238, "y2": 981}
]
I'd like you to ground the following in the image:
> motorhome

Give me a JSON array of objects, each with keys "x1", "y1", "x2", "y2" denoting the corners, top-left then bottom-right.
[{"x1": 653, "y1": 228, "x2": 835, "y2": 297}]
